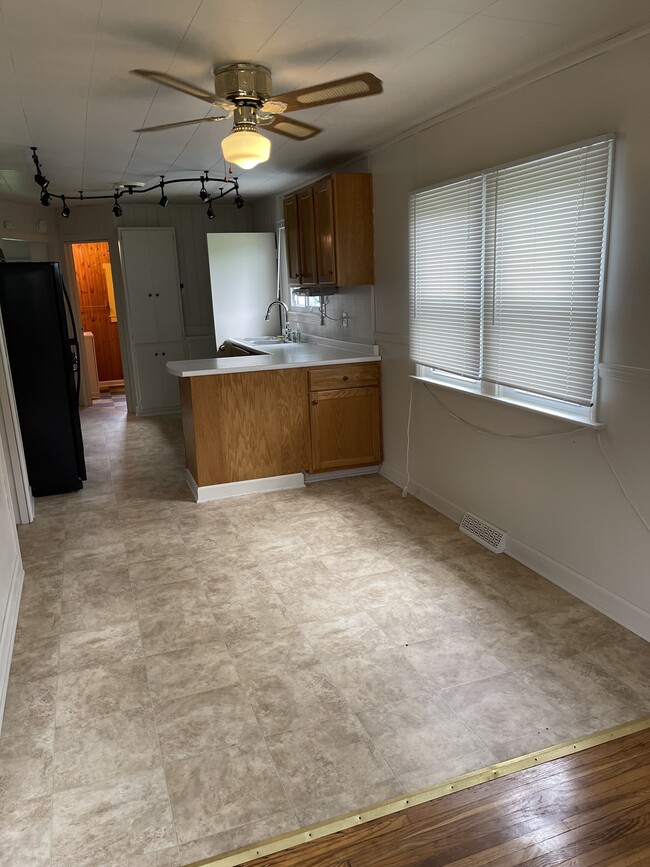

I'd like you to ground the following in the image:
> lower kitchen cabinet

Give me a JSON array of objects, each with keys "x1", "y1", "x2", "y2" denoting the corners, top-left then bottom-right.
[
  {"x1": 309, "y1": 364, "x2": 382, "y2": 472},
  {"x1": 134, "y1": 342, "x2": 184, "y2": 413}
]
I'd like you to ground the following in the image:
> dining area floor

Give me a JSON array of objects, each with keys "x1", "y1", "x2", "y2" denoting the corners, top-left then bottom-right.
[{"x1": 1, "y1": 406, "x2": 649, "y2": 866}]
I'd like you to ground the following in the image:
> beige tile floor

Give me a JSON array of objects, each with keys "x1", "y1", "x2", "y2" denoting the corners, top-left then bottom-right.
[{"x1": 2, "y1": 407, "x2": 650, "y2": 866}]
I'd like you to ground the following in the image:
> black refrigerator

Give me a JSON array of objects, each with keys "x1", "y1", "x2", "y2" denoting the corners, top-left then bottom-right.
[{"x1": 0, "y1": 261, "x2": 86, "y2": 496}]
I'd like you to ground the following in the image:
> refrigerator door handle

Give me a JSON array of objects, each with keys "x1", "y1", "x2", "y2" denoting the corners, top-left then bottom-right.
[{"x1": 60, "y1": 277, "x2": 82, "y2": 399}]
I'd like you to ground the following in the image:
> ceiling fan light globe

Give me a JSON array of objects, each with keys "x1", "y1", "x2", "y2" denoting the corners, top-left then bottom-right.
[{"x1": 221, "y1": 127, "x2": 270, "y2": 170}]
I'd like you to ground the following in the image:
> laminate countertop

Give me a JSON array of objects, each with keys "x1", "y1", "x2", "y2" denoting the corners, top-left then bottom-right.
[{"x1": 166, "y1": 336, "x2": 380, "y2": 378}]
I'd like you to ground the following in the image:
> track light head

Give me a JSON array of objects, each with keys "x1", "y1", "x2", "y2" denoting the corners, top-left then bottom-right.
[
  {"x1": 61, "y1": 196, "x2": 70, "y2": 218},
  {"x1": 40, "y1": 190, "x2": 52, "y2": 207},
  {"x1": 206, "y1": 204, "x2": 215, "y2": 220},
  {"x1": 234, "y1": 192, "x2": 244, "y2": 209},
  {"x1": 112, "y1": 194, "x2": 123, "y2": 218},
  {"x1": 158, "y1": 175, "x2": 168, "y2": 208},
  {"x1": 199, "y1": 175, "x2": 210, "y2": 201}
]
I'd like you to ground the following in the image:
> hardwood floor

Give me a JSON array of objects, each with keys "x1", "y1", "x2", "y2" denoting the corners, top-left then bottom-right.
[{"x1": 229, "y1": 726, "x2": 650, "y2": 867}]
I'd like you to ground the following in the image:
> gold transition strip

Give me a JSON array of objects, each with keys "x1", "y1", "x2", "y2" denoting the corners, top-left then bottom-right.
[{"x1": 186, "y1": 714, "x2": 650, "y2": 867}]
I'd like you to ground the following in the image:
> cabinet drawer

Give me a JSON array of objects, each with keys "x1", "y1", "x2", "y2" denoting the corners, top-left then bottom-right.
[{"x1": 309, "y1": 362, "x2": 379, "y2": 392}]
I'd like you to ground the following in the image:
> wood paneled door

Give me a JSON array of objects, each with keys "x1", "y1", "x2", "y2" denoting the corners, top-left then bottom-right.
[{"x1": 71, "y1": 241, "x2": 123, "y2": 384}]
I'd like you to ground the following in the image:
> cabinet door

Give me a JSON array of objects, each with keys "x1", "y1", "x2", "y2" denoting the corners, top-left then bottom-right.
[
  {"x1": 283, "y1": 195, "x2": 302, "y2": 285},
  {"x1": 119, "y1": 230, "x2": 157, "y2": 343},
  {"x1": 148, "y1": 230, "x2": 183, "y2": 342},
  {"x1": 310, "y1": 386, "x2": 381, "y2": 472},
  {"x1": 313, "y1": 177, "x2": 336, "y2": 286},
  {"x1": 297, "y1": 187, "x2": 317, "y2": 285},
  {"x1": 119, "y1": 229, "x2": 183, "y2": 343},
  {"x1": 134, "y1": 341, "x2": 184, "y2": 413}
]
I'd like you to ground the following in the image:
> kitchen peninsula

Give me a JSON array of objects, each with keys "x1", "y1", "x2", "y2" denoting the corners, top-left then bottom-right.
[{"x1": 167, "y1": 337, "x2": 382, "y2": 501}]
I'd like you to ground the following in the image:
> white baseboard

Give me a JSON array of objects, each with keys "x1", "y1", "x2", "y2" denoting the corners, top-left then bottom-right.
[
  {"x1": 304, "y1": 465, "x2": 381, "y2": 483},
  {"x1": 0, "y1": 555, "x2": 24, "y2": 730},
  {"x1": 380, "y1": 464, "x2": 650, "y2": 642},
  {"x1": 136, "y1": 407, "x2": 181, "y2": 418},
  {"x1": 186, "y1": 469, "x2": 305, "y2": 503}
]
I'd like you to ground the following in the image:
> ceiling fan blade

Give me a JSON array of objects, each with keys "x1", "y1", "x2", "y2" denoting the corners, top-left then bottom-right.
[
  {"x1": 262, "y1": 115, "x2": 322, "y2": 140},
  {"x1": 131, "y1": 69, "x2": 234, "y2": 110},
  {"x1": 269, "y1": 72, "x2": 382, "y2": 112},
  {"x1": 133, "y1": 116, "x2": 229, "y2": 133}
]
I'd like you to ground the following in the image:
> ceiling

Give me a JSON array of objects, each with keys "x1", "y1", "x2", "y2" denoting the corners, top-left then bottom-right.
[{"x1": 1, "y1": 0, "x2": 649, "y2": 206}]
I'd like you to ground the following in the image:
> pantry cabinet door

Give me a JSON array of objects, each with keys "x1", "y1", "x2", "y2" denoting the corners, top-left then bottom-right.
[
  {"x1": 134, "y1": 341, "x2": 184, "y2": 413},
  {"x1": 148, "y1": 230, "x2": 184, "y2": 342},
  {"x1": 119, "y1": 230, "x2": 156, "y2": 343}
]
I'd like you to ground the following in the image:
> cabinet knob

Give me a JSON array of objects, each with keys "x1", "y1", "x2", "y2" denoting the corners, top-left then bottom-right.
[
  {"x1": 148, "y1": 293, "x2": 152, "y2": 297},
  {"x1": 154, "y1": 352, "x2": 158, "y2": 356},
  {"x1": 312, "y1": 400, "x2": 318, "y2": 406},
  {"x1": 342, "y1": 375, "x2": 349, "y2": 381},
  {"x1": 155, "y1": 293, "x2": 160, "y2": 297},
  {"x1": 162, "y1": 352, "x2": 166, "y2": 356}
]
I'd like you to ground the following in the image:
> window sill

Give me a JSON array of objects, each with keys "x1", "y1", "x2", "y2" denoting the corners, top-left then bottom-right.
[{"x1": 411, "y1": 375, "x2": 605, "y2": 429}]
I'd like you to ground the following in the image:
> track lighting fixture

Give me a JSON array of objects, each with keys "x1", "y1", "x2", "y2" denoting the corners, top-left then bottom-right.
[
  {"x1": 158, "y1": 176, "x2": 169, "y2": 208},
  {"x1": 199, "y1": 175, "x2": 210, "y2": 202},
  {"x1": 112, "y1": 193, "x2": 123, "y2": 218},
  {"x1": 30, "y1": 148, "x2": 244, "y2": 218}
]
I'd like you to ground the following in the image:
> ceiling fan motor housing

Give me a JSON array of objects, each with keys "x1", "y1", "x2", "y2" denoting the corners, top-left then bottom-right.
[{"x1": 214, "y1": 63, "x2": 272, "y2": 104}]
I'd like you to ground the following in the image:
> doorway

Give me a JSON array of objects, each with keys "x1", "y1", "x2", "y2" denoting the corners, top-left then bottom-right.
[{"x1": 70, "y1": 242, "x2": 126, "y2": 411}]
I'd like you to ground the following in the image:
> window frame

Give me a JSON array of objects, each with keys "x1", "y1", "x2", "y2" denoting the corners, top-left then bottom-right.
[{"x1": 409, "y1": 135, "x2": 614, "y2": 427}]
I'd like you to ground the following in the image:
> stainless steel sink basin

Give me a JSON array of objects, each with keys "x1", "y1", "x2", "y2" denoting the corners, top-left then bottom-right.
[{"x1": 237, "y1": 336, "x2": 291, "y2": 346}]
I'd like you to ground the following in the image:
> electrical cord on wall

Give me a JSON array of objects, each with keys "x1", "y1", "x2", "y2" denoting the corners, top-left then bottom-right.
[
  {"x1": 595, "y1": 430, "x2": 650, "y2": 534},
  {"x1": 401, "y1": 380, "x2": 650, "y2": 533},
  {"x1": 401, "y1": 379, "x2": 414, "y2": 498}
]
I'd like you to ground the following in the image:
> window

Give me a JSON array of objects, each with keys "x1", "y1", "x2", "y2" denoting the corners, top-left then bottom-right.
[
  {"x1": 409, "y1": 136, "x2": 613, "y2": 422},
  {"x1": 276, "y1": 225, "x2": 319, "y2": 313}
]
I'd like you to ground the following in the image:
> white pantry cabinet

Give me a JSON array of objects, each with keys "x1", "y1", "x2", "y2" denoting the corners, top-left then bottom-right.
[
  {"x1": 119, "y1": 228, "x2": 183, "y2": 343},
  {"x1": 134, "y1": 342, "x2": 185, "y2": 413},
  {"x1": 118, "y1": 228, "x2": 185, "y2": 414}
]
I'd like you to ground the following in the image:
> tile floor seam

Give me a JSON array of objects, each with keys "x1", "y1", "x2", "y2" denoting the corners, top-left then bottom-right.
[
  {"x1": 7, "y1": 407, "x2": 649, "y2": 866},
  {"x1": 289, "y1": 618, "x2": 406, "y2": 801},
  {"x1": 126, "y1": 558, "x2": 183, "y2": 861}
]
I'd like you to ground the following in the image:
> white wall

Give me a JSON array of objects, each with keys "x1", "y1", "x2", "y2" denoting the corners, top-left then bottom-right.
[
  {"x1": 0, "y1": 400, "x2": 24, "y2": 726},
  {"x1": 372, "y1": 35, "x2": 650, "y2": 639}
]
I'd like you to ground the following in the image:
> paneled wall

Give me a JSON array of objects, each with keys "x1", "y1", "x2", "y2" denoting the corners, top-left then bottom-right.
[
  {"x1": 58, "y1": 201, "x2": 255, "y2": 338},
  {"x1": 71, "y1": 242, "x2": 122, "y2": 382}
]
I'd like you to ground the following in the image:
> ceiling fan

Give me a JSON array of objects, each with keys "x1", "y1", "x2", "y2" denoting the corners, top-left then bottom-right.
[{"x1": 131, "y1": 63, "x2": 383, "y2": 169}]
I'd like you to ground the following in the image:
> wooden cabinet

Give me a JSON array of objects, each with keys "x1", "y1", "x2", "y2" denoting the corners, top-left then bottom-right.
[
  {"x1": 296, "y1": 187, "x2": 318, "y2": 285},
  {"x1": 308, "y1": 362, "x2": 382, "y2": 472},
  {"x1": 284, "y1": 194, "x2": 301, "y2": 284},
  {"x1": 283, "y1": 173, "x2": 374, "y2": 288}
]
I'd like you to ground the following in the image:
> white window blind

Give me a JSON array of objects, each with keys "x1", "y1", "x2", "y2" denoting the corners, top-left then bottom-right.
[
  {"x1": 409, "y1": 175, "x2": 483, "y2": 379},
  {"x1": 409, "y1": 136, "x2": 613, "y2": 412}
]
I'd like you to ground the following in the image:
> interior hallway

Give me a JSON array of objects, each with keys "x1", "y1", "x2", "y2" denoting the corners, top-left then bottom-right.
[{"x1": 1, "y1": 408, "x2": 649, "y2": 866}]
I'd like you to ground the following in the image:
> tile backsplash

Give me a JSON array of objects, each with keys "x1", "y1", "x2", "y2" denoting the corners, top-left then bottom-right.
[{"x1": 285, "y1": 285, "x2": 374, "y2": 344}]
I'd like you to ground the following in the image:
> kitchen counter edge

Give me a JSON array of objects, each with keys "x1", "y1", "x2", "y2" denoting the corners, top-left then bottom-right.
[{"x1": 166, "y1": 340, "x2": 381, "y2": 378}]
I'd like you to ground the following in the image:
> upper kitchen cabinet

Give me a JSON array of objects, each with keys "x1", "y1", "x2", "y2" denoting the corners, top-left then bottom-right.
[
  {"x1": 283, "y1": 173, "x2": 374, "y2": 288},
  {"x1": 118, "y1": 228, "x2": 184, "y2": 343}
]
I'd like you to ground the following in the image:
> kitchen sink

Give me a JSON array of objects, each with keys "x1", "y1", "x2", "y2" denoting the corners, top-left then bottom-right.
[{"x1": 237, "y1": 336, "x2": 291, "y2": 345}]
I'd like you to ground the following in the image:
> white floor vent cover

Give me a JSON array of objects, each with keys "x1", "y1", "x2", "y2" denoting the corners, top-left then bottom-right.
[{"x1": 459, "y1": 512, "x2": 507, "y2": 553}]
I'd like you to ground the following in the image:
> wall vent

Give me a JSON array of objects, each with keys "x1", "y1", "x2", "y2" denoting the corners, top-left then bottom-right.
[{"x1": 459, "y1": 512, "x2": 506, "y2": 554}]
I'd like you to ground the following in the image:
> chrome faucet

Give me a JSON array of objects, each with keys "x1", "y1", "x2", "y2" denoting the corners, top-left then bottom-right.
[{"x1": 264, "y1": 299, "x2": 289, "y2": 337}]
